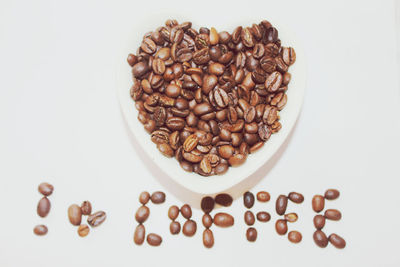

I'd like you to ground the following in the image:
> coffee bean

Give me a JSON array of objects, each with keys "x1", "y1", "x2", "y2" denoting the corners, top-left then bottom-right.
[
  {"x1": 38, "y1": 182, "x2": 53, "y2": 196},
  {"x1": 33, "y1": 225, "x2": 48, "y2": 236},
  {"x1": 284, "y1": 213, "x2": 298, "y2": 223},
  {"x1": 182, "y1": 220, "x2": 197, "y2": 236},
  {"x1": 312, "y1": 195, "x2": 325, "y2": 213},
  {"x1": 214, "y1": 88, "x2": 229, "y2": 108},
  {"x1": 260, "y1": 57, "x2": 276, "y2": 73},
  {"x1": 324, "y1": 209, "x2": 342, "y2": 221},
  {"x1": 258, "y1": 124, "x2": 271, "y2": 141},
  {"x1": 170, "y1": 221, "x2": 181, "y2": 235},
  {"x1": 329, "y1": 233, "x2": 346, "y2": 249},
  {"x1": 324, "y1": 189, "x2": 340, "y2": 200},
  {"x1": 256, "y1": 211, "x2": 271, "y2": 222},
  {"x1": 215, "y1": 193, "x2": 233, "y2": 207},
  {"x1": 275, "y1": 219, "x2": 288, "y2": 235},
  {"x1": 209, "y1": 27, "x2": 219, "y2": 45},
  {"x1": 209, "y1": 63, "x2": 225, "y2": 76},
  {"x1": 157, "y1": 143, "x2": 174, "y2": 157},
  {"x1": 218, "y1": 145, "x2": 235, "y2": 159},
  {"x1": 228, "y1": 154, "x2": 246, "y2": 166},
  {"x1": 134, "y1": 224, "x2": 146, "y2": 245},
  {"x1": 168, "y1": 205, "x2": 180, "y2": 220},
  {"x1": 213, "y1": 212, "x2": 234, "y2": 227},
  {"x1": 265, "y1": 71, "x2": 282, "y2": 93},
  {"x1": 81, "y1": 201, "x2": 92, "y2": 215},
  {"x1": 37, "y1": 197, "x2": 51, "y2": 218},
  {"x1": 244, "y1": 211, "x2": 255, "y2": 226},
  {"x1": 141, "y1": 38, "x2": 156, "y2": 54},
  {"x1": 243, "y1": 191, "x2": 255, "y2": 208},
  {"x1": 282, "y1": 47, "x2": 296, "y2": 66},
  {"x1": 203, "y1": 229, "x2": 214, "y2": 248},
  {"x1": 77, "y1": 224, "x2": 90, "y2": 237},
  {"x1": 127, "y1": 53, "x2": 138, "y2": 67},
  {"x1": 135, "y1": 206, "x2": 150, "y2": 223},
  {"x1": 215, "y1": 163, "x2": 228, "y2": 174},
  {"x1": 288, "y1": 231, "x2": 302, "y2": 243},
  {"x1": 68, "y1": 204, "x2": 82, "y2": 226},
  {"x1": 147, "y1": 233, "x2": 162, "y2": 246},
  {"x1": 256, "y1": 191, "x2": 270, "y2": 202},
  {"x1": 87, "y1": 211, "x2": 106, "y2": 227},
  {"x1": 151, "y1": 191, "x2": 166, "y2": 204},
  {"x1": 132, "y1": 62, "x2": 149, "y2": 78},
  {"x1": 180, "y1": 204, "x2": 192, "y2": 219},
  {"x1": 202, "y1": 214, "x2": 213, "y2": 228},
  {"x1": 244, "y1": 106, "x2": 256, "y2": 123},
  {"x1": 288, "y1": 192, "x2": 304, "y2": 203},
  {"x1": 246, "y1": 227, "x2": 257, "y2": 242},
  {"x1": 313, "y1": 215, "x2": 326, "y2": 230},
  {"x1": 276, "y1": 195, "x2": 288, "y2": 215},
  {"x1": 313, "y1": 230, "x2": 328, "y2": 248}
]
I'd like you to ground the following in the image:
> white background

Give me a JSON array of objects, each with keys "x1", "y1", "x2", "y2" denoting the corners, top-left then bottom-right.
[{"x1": 1, "y1": 0, "x2": 400, "y2": 266}]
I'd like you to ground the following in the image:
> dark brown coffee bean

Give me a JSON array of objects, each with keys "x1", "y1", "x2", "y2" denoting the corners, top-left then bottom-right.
[
  {"x1": 256, "y1": 191, "x2": 270, "y2": 202},
  {"x1": 193, "y1": 48, "x2": 210, "y2": 65},
  {"x1": 256, "y1": 211, "x2": 271, "y2": 222},
  {"x1": 324, "y1": 189, "x2": 340, "y2": 200},
  {"x1": 81, "y1": 201, "x2": 92, "y2": 215},
  {"x1": 33, "y1": 225, "x2": 48, "y2": 236},
  {"x1": 244, "y1": 211, "x2": 255, "y2": 226},
  {"x1": 260, "y1": 57, "x2": 276, "y2": 73},
  {"x1": 252, "y1": 43, "x2": 265, "y2": 59},
  {"x1": 152, "y1": 58, "x2": 165, "y2": 75},
  {"x1": 288, "y1": 231, "x2": 302, "y2": 243},
  {"x1": 288, "y1": 192, "x2": 304, "y2": 203},
  {"x1": 329, "y1": 233, "x2": 346, "y2": 249},
  {"x1": 324, "y1": 209, "x2": 342, "y2": 221},
  {"x1": 265, "y1": 71, "x2": 282, "y2": 92},
  {"x1": 218, "y1": 145, "x2": 235, "y2": 159},
  {"x1": 170, "y1": 221, "x2": 181, "y2": 235},
  {"x1": 168, "y1": 205, "x2": 180, "y2": 220},
  {"x1": 37, "y1": 197, "x2": 51, "y2": 218},
  {"x1": 228, "y1": 153, "x2": 246, "y2": 166},
  {"x1": 275, "y1": 219, "x2": 288, "y2": 235},
  {"x1": 313, "y1": 215, "x2": 326, "y2": 230},
  {"x1": 284, "y1": 213, "x2": 298, "y2": 223},
  {"x1": 263, "y1": 105, "x2": 278, "y2": 125},
  {"x1": 127, "y1": 53, "x2": 138, "y2": 67},
  {"x1": 194, "y1": 103, "x2": 213, "y2": 116},
  {"x1": 68, "y1": 204, "x2": 82, "y2": 226},
  {"x1": 151, "y1": 191, "x2": 166, "y2": 204},
  {"x1": 180, "y1": 204, "x2": 192, "y2": 219},
  {"x1": 135, "y1": 206, "x2": 150, "y2": 223},
  {"x1": 166, "y1": 117, "x2": 185, "y2": 131},
  {"x1": 213, "y1": 212, "x2": 234, "y2": 227},
  {"x1": 155, "y1": 47, "x2": 170, "y2": 60},
  {"x1": 165, "y1": 84, "x2": 181, "y2": 98},
  {"x1": 177, "y1": 48, "x2": 193, "y2": 62},
  {"x1": 87, "y1": 211, "x2": 106, "y2": 227},
  {"x1": 153, "y1": 106, "x2": 167, "y2": 126},
  {"x1": 214, "y1": 88, "x2": 229, "y2": 108},
  {"x1": 282, "y1": 47, "x2": 296, "y2": 66},
  {"x1": 276, "y1": 195, "x2": 288, "y2": 215},
  {"x1": 38, "y1": 182, "x2": 53, "y2": 196},
  {"x1": 215, "y1": 193, "x2": 233, "y2": 207},
  {"x1": 312, "y1": 195, "x2": 325, "y2": 213},
  {"x1": 275, "y1": 56, "x2": 288, "y2": 73},
  {"x1": 134, "y1": 224, "x2": 146, "y2": 245},
  {"x1": 203, "y1": 229, "x2": 214, "y2": 248},
  {"x1": 202, "y1": 214, "x2": 213, "y2": 228},
  {"x1": 241, "y1": 27, "x2": 255, "y2": 47},
  {"x1": 215, "y1": 163, "x2": 228, "y2": 175},
  {"x1": 157, "y1": 143, "x2": 174, "y2": 157},
  {"x1": 258, "y1": 124, "x2": 271, "y2": 141},
  {"x1": 182, "y1": 220, "x2": 197, "y2": 236},
  {"x1": 201, "y1": 196, "x2": 215, "y2": 213},
  {"x1": 141, "y1": 38, "x2": 156, "y2": 54},
  {"x1": 244, "y1": 106, "x2": 256, "y2": 123},
  {"x1": 243, "y1": 191, "x2": 255, "y2": 209},
  {"x1": 77, "y1": 224, "x2": 90, "y2": 237},
  {"x1": 209, "y1": 63, "x2": 225, "y2": 76},
  {"x1": 209, "y1": 27, "x2": 219, "y2": 45},
  {"x1": 147, "y1": 233, "x2": 162, "y2": 246},
  {"x1": 170, "y1": 28, "x2": 184, "y2": 44},
  {"x1": 246, "y1": 227, "x2": 257, "y2": 242},
  {"x1": 313, "y1": 230, "x2": 328, "y2": 248}
]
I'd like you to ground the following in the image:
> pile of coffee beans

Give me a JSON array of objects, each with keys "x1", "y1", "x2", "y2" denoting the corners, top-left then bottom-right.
[
  {"x1": 128, "y1": 19, "x2": 296, "y2": 176},
  {"x1": 33, "y1": 182, "x2": 54, "y2": 236},
  {"x1": 68, "y1": 201, "x2": 106, "y2": 237},
  {"x1": 312, "y1": 189, "x2": 346, "y2": 249}
]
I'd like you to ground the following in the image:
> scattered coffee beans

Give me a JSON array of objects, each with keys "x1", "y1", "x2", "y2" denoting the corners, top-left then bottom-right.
[
  {"x1": 313, "y1": 215, "x2": 326, "y2": 230},
  {"x1": 168, "y1": 205, "x2": 180, "y2": 220},
  {"x1": 201, "y1": 196, "x2": 215, "y2": 213},
  {"x1": 170, "y1": 221, "x2": 181, "y2": 235},
  {"x1": 182, "y1": 220, "x2": 197, "y2": 236},
  {"x1": 275, "y1": 219, "x2": 288, "y2": 235},
  {"x1": 203, "y1": 229, "x2": 214, "y2": 248},
  {"x1": 134, "y1": 224, "x2": 146, "y2": 245},
  {"x1": 215, "y1": 193, "x2": 233, "y2": 207},
  {"x1": 68, "y1": 204, "x2": 82, "y2": 226},
  {"x1": 256, "y1": 191, "x2": 270, "y2": 202},
  {"x1": 324, "y1": 209, "x2": 342, "y2": 221},
  {"x1": 312, "y1": 195, "x2": 325, "y2": 213},
  {"x1": 288, "y1": 192, "x2": 304, "y2": 203},
  {"x1": 243, "y1": 191, "x2": 255, "y2": 208},
  {"x1": 244, "y1": 210, "x2": 255, "y2": 226},
  {"x1": 37, "y1": 197, "x2": 51, "y2": 218},
  {"x1": 139, "y1": 191, "x2": 151, "y2": 205},
  {"x1": 135, "y1": 206, "x2": 150, "y2": 223},
  {"x1": 313, "y1": 230, "x2": 328, "y2": 248},
  {"x1": 275, "y1": 195, "x2": 288, "y2": 215},
  {"x1": 180, "y1": 204, "x2": 192, "y2": 219},
  {"x1": 87, "y1": 211, "x2": 106, "y2": 227},
  {"x1": 214, "y1": 212, "x2": 234, "y2": 227},
  {"x1": 329, "y1": 233, "x2": 346, "y2": 249},
  {"x1": 324, "y1": 189, "x2": 340, "y2": 200},
  {"x1": 33, "y1": 225, "x2": 48, "y2": 236},
  {"x1": 151, "y1": 191, "x2": 166, "y2": 204},
  {"x1": 288, "y1": 231, "x2": 302, "y2": 243},
  {"x1": 81, "y1": 201, "x2": 92, "y2": 216},
  {"x1": 256, "y1": 211, "x2": 271, "y2": 222},
  {"x1": 77, "y1": 224, "x2": 90, "y2": 237},
  {"x1": 38, "y1": 183, "x2": 54, "y2": 196},
  {"x1": 246, "y1": 227, "x2": 257, "y2": 242},
  {"x1": 147, "y1": 233, "x2": 162, "y2": 246}
]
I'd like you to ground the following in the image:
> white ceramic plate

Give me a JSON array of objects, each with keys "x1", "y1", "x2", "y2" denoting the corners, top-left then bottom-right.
[{"x1": 116, "y1": 16, "x2": 306, "y2": 195}]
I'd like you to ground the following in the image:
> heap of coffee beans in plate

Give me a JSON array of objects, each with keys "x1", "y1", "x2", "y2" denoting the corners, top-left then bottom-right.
[{"x1": 128, "y1": 19, "x2": 296, "y2": 176}]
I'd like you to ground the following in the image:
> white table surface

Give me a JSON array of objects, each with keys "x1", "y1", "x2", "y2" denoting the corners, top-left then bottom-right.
[{"x1": 0, "y1": 0, "x2": 399, "y2": 266}]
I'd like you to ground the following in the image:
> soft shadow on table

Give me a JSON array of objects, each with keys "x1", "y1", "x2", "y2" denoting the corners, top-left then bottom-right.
[{"x1": 122, "y1": 113, "x2": 299, "y2": 209}]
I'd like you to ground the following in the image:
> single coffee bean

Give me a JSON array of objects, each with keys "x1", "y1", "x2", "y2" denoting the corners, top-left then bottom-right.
[
  {"x1": 141, "y1": 38, "x2": 156, "y2": 54},
  {"x1": 324, "y1": 189, "x2": 340, "y2": 200},
  {"x1": 134, "y1": 224, "x2": 146, "y2": 245},
  {"x1": 313, "y1": 215, "x2": 326, "y2": 230},
  {"x1": 215, "y1": 163, "x2": 228, "y2": 175},
  {"x1": 256, "y1": 211, "x2": 271, "y2": 222},
  {"x1": 246, "y1": 227, "x2": 258, "y2": 242},
  {"x1": 213, "y1": 212, "x2": 234, "y2": 227},
  {"x1": 203, "y1": 229, "x2": 214, "y2": 248},
  {"x1": 68, "y1": 204, "x2": 82, "y2": 226},
  {"x1": 313, "y1": 230, "x2": 328, "y2": 248},
  {"x1": 77, "y1": 224, "x2": 90, "y2": 237},
  {"x1": 275, "y1": 219, "x2": 288, "y2": 235},
  {"x1": 275, "y1": 195, "x2": 288, "y2": 215},
  {"x1": 80, "y1": 201, "x2": 92, "y2": 216},
  {"x1": 135, "y1": 206, "x2": 150, "y2": 223},
  {"x1": 202, "y1": 214, "x2": 213, "y2": 228},
  {"x1": 244, "y1": 210, "x2": 256, "y2": 226},
  {"x1": 256, "y1": 191, "x2": 270, "y2": 202},
  {"x1": 151, "y1": 191, "x2": 166, "y2": 204},
  {"x1": 38, "y1": 182, "x2": 54, "y2": 196},
  {"x1": 209, "y1": 63, "x2": 225, "y2": 76},
  {"x1": 312, "y1": 195, "x2": 325, "y2": 213},
  {"x1": 284, "y1": 213, "x2": 298, "y2": 223},
  {"x1": 243, "y1": 191, "x2": 255, "y2": 208},
  {"x1": 127, "y1": 53, "x2": 138, "y2": 67},
  {"x1": 215, "y1": 193, "x2": 233, "y2": 207},
  {"x1": 139, "y1": 191, "x2": 151, "y2": 205},
  {"x1": 37, "y1": 197, "x2": 51, "y2": 218},
  {"x1": 33, "y1": 225, "x2": 48, "y2": 236},
  {"x1": 147, "y1": 233, "x2": 162, "y2": 246},
  {"x1": 288, "y1": 231, "x2": 302, "y2": 243},
  {"x1": 194, "y1": 103, "x2": 213, "y2": 116},
  {"x1": 132, "y1": 61, "x2": 149, "y2": 78},
  {"x1": 180, "y1": 204, "x2": 192, "y2": 219},
  {"x1": 170, "y1": 221, "x2": 181, "y2": 235},
  {"x1": 329, "y1": 233, "x2": 346, "y2": 249},
  {"x1": 168, "y1": 205, "x2": 180, "y2": 220},
  {"x1": 324, "y1": 209, "x2": 342, "y2": 221},
  {"x1": 201, "y1": 196, "x2": 215, "y2": 213},
  {"x1": 288, "y1": 192, "x2": 304, "y2": 203},
  {"x1": 265, "y1": 71, "x2": 282, "y2": 93},
  {"x1": 87, "y1": 211, "x2": 106, "y2": 227},
  {"x1": 157, "y1": 143, "x2": 174, "y2": 157},
  {"x1": 182, "y1": 220, "x2": 197, "y2": 236},
  {"x1": 282, "y1": 47, "x2": 296, "y2": 66}
]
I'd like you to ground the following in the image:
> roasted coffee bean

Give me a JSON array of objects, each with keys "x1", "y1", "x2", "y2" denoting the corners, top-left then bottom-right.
[
  {"x1": 329, "y1": 233, "x2": 346, "y2": 249},
  {"x1": 312, "y1": 195, "x2": 325, "y2": 213},
  {"x1": 209, "y1": 27, "x2": 219, "y2": 45},
  {"x1": 260, "y1": 57, "x2": 276, "y2": 73},
  {"x1": 77, "y1": 224, "x2": 90, "y2": 237},
  {"x1": 87, "y1": 211, "x2": 106, "y2": 227},
  {"x1": 147, "y1": 233, "x2": 162, "y2": 246},
  {"x1": 168, "y1": 205, "x2": 180, "y2": 220},
  {"x1": 135, "y1": 206, "x2": 150, "y2": 224},
  {"x1": 244, "y1": 106, "x2": 256, "y2": 123},
  {"x1": 151, "y1": 191, "x2": 166, "y2": 204},
  {"x1": 275, "y1": 219, "x2": 288, "y2": 235},
  {"x1": 209, "y1": 63, "x2": 225, "y2": 76},
  {"x1": 33, "y1": 225, "x2": 48, "y2": 236},
  {"x1": 215, "y1": 163, "x2": 228, "y2": 175},
  {"x1": 246, "y1": 227, "x2": 257, "y2": 242},
  {"x1": 183, "y1": 134, "x2": 199, "y2": 152},
  {"x1": 313, "y1": 215, "x2": 326, "y2": 230},
  {"x1": 180, "y1": 204, "x2": 192, "y2": 219},
  {"x1": 202, "y1": 214, "x2": 213, "y2": 228},
  {"x1": 324, "y1": 209, "x2": 342, "y2": 221},
  {"x1": 288, "y1": 192, "x2": 304, "y2": 203},
  {"x1": 265, "y1": 71, "x2": 282, "y2": 92},
  {"x1": 157, "y1": 143, "x2": 174, "y2": 157},
  {"x1": 214, "y1": 88, "x2": 229, "y2": 108},
  {"x1": 182, "y1": 220, "x2": 197, "y2": 236},
  {"x1": 37, "y1": 197, "x2": 51, "y2": 218},
  {"x1": 244, "y1": 211, "x2": 255, "y2": 226},
  {"x1": 256, "y1": 211, "x2": 271, "y2": 222},
  {"x1": 141, "y1": 38, "x2": 156, "y2": 54},
  {"x1": 134, "y1": 224, "x2": 146, "y2": 245},
  {"x1": 81, "y1": 201, "x2": 92, "y2": 215},
  {"x1": 203, "y1": 229, "x2": 214, "y2": 248},
  {"x1": 228, "y1": 153, "x2": 246, "y2": 166},
  {"x1": 313, "y1": 230, "x2": 328, "y2": 248},
  {"x1": 201, "y1": 196, "x2": 215, "y2": 213},
  {"x1": 215, "y1": 193, "x2": 233, "y2": 207},
  {"x1": 258, "y1": 124, "x2": 271, "y2": 141},
  {"x1": 275, "y1": 56, "x2": 288, "y2": 73},
  {"x1": 276, "y1": 195, "x2": 288, "y2": 215},
  {"x1": 170, "y1": 221, "x2": 181, "y2": 235},
  {"x1": 213, "y1": 212, "x2": 234, "y2": 227},
  {"x1": 282, "y1": 47, "x2": 296, "y2": 66},
  {"x1": 250, "y1": 142, "x2": 264, "y2": 153},
  {"x1": 256, "y1": 191, "x2": 270, "y2": 202},
  {"x1": 68, "y1": 204, "x2": 82, "y2": 226},
  {"x1": 194, "y1": 103, "x2": 213, "y2": 116},
  {"x1": 284, "y1": 213, "x2": 298, "y2": 223},
  {"x1": 132, "y1": 61, "x2": 149, "y2": 78},
  {"x1": 324, "y1": 189, "x2": 340, "y2": 200},
  {"x1": 127, "y1": 53, "x2": 138, "y2": 67},
  {"x1": 38, "y1": 182, "x2": 53, "y2": 196},
  {"x1": 243, "y1": 191, "x2": 255, "y2": 209},
  {"x1": 288, "y1": 231, "x2": 302, "y2": 243},
  {"x1": 218, "y1": 145, "x2": 235, "y2": 159}
]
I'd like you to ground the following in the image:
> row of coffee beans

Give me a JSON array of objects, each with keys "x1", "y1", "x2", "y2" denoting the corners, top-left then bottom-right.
[
  {"x1": 68, "y1": 201, "x2": 106, "y2": 237},
  {"x1": 33, "y1": 182, "x2": 54, "y2": 236},
  {"x1": 128, "y1": 19, "x2": 296, "y2": 176},
  {"x1": 312, "y1": 189, "x2": 346, "y2": 248}
]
